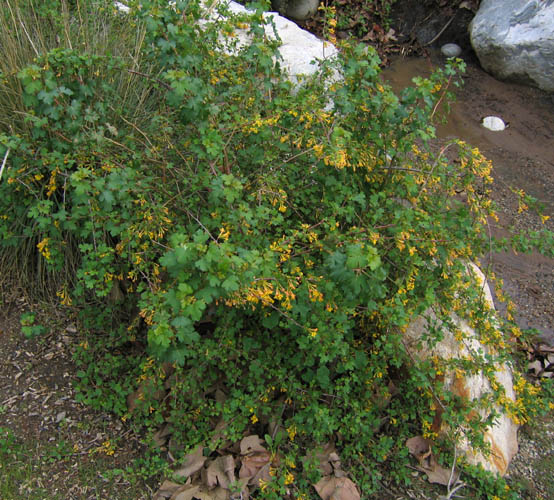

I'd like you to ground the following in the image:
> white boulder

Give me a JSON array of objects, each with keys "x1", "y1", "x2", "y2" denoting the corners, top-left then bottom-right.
[
  {"x1": 470, "y1": 0, "x2": 554, "y2": 92},
  {"x1": 403, "y1": 264, "x2": 519, "y2": 476},
  {"x1": 208, "y1": 1, "x2": 338, "y2": 84}
]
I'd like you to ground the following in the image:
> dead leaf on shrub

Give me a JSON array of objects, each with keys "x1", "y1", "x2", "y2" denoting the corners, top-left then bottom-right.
[
  {"x1": 202, "y1": 455, "x2": 235, "y2": 489},
  {"x1": 153, "y1": 423, "x2": 173, "y2": 448},
  {"x1": 238, "y1": 434, "x2": 272, "y2": 487},
  {"x1": 239, "y1": 451, "x2": 272, "y2": 483},
  {"x1": 406, "y1": 436, "x2": 433, "y2": 459},
  {"x1": 170, "y1": 484, "x2": 229, "y2": 500},
  {"x1": 406, "y1": 436, "x2": 459, "y2": 486},
  {"x1": 249, "y1": 462, "x2": 272, "y2": 488},
  {"x1": 314, "y1": 476, "x2": 361, "y2": 500},
  {"x1": 210, "y1": 418, "x2": 232, "y2": 450},
  {"x1": 127, "y1": 379, "x2": 166, "y2": 413},
  {"x1": 174, "y1": 445, "x2": 207, "y2": 479},
  {"x1": 153, "y1": 480, "x2": 184, "y2": 500},
  {"x1": 240, "y1": 435, "x2": 267, "y2": 455}
]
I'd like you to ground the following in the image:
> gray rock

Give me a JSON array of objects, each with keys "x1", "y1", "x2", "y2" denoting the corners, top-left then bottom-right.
[
  {"x1": 470, "y1": 0, "x2": 554, "y2": 92},
  {"x1": 441, "y1": 43, "x2": 462, "y2": 58},
  {"x1": 272, "y1": 0, "x2": 319, "y2": 21},
  {"x1": 284, "y1": 0, "x2": 319, "y2": 21}
]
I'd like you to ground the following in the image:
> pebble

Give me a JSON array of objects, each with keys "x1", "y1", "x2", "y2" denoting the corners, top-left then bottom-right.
[
  {"x1": 441, "y1": 43, "x2": 462, "y2": 57},
  {"x1": 481, "y1": 115, "x2": 506, "y2": 131}
]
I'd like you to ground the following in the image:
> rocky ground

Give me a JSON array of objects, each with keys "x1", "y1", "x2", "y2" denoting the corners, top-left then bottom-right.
[{"x1": 1, "y1": 0, "x2": 553, "y2": 498}]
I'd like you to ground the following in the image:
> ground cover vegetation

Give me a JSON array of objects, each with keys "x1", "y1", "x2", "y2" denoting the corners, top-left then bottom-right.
[{"x1": 1, "y1": 0, "x2": 553, "y2": 498}]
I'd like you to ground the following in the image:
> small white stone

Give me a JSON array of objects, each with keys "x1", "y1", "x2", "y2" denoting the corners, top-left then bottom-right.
[
  {"x1": 481, "y1": 116, "x2": 506, "y2": 131},
  {"x1": 441, "y1": 43, "x2": 462, "y2": 57}
]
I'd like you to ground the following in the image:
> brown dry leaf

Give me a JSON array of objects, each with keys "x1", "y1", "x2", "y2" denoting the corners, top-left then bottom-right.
[
  {"x1": 249, "y1": 462, "x2": 272, "y2": 488},
  {"x1": 221, "y1": 454, "x2": 236, "y2": 484},
  {"x1": 424, "y1": 457, "x2": 459, "y2": 486},
  {"x1": 153, "y1": 423, "x2": 173, "y2": 448},
  {"x1": 405, "y1": 436, "x2": 459, "y2": 486},
  {"x1": 203, "y1": 455, "x2": 235, "y2": 489},
  {"x1": 174, "y1": 445, "x2": 207, "y2": 479},
  {"x1": 240, "y1": 435, "x2": 267, "y2": 455},
  {"x1": 406, "y1": 436, "x2": 432, "y2": 461},
  {"x1": 383, "y1": 28, "x2": 397, "y2": 43},
  {"x1": 314, "y1": 476, "x2": 361, "y2": 500},
  {"x1": 239, "y1": 451, "x2": 272, "y2": 481},
  {"x1": 528, "y1": 359, "x2": 543, "y2": 377},
  {"x1": 171, "y1": 484, "x2": 229, "y2": 500},
  {"x1": 153, "y1": 480, "x2": 184, "y2": 500}
]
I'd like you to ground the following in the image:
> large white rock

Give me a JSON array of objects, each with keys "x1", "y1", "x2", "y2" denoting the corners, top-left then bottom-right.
[
  {"x1": 208, "y1": 1, "x2": 338, "y2": 84},
  {"x1": 469, "y1": 0, "x2": 554, "y2": 92},
  {"x1": 403, "y1": 264, "x2": 519, "y2": 476},
  {"x1": 117, "y1": 1, "x2": 337, "y2": 84}
]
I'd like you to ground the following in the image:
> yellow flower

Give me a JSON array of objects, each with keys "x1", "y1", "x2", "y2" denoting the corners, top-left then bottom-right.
[
  {"x1": 218, "y1": 225, "x2": 230, "y2": 241},
  {"x1": 286, "y1": 425, "x2": 297, "y2": 441},
  {"x1": 37, "y1": 237, "x2": 51, "y2": 260},
  {"x1": 259, "y1": 479, "x2": 269, "y2": 492}
]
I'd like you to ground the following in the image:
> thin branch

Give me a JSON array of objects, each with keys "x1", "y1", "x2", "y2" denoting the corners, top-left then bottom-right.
[
  {"x1": 127, "y1": 69, "x2": 172, "y2": 91},
  {"x1": 0, "y1": 148, "x2": 10, "y2": 181},
  {"x1": 117, "y1": 113, "x2": 154, "y2": 148},
  {"x1": 423, "y1": 13, "x2": 456, "y2": 47},
  {"x1": 19, "y1": 18, "x2": 39, "y2": 56},
  {"x1": 380, "y1": 165, "x2": 424, "y2": 173},
  {"x1": 447, "y1": 444, "x2": 458, "y2": 492}
]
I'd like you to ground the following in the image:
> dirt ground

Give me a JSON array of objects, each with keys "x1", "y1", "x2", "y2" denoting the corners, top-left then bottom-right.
[
  {"x1": 1, "y1": 1, "x2": 553, "y2": 498},
  {"x1": 0, "y1": 296, "x2": 156, "y2": 499}
]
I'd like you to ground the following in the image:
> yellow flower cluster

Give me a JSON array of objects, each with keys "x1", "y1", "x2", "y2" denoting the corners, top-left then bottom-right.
[
  {"x1": 323, "y1": 148, "x2": 349, "y2": 169},
  {"x1": 94, "y1": 440, "x2": 115, "y2": 456},
  {"x1": 242, "y1": 113, "x2": 280, "y2": 135},
  {"x1": 396, "y1": 231, "x2": 410, "y2": 251},
  {"x1": 37, "y1": 237, "x2": 51, "y2": 260},
  {"x1": 46, "y1": 168, "x2": 59, "y2": 197},
  {"x1": 56, "y1": 287, "x2": 73, "y2": 306}
]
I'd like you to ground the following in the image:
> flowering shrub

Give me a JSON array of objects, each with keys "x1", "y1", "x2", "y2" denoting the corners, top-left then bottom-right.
[{"x1": 1, "y1": 0, "x2": 553, "y2": 497}]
